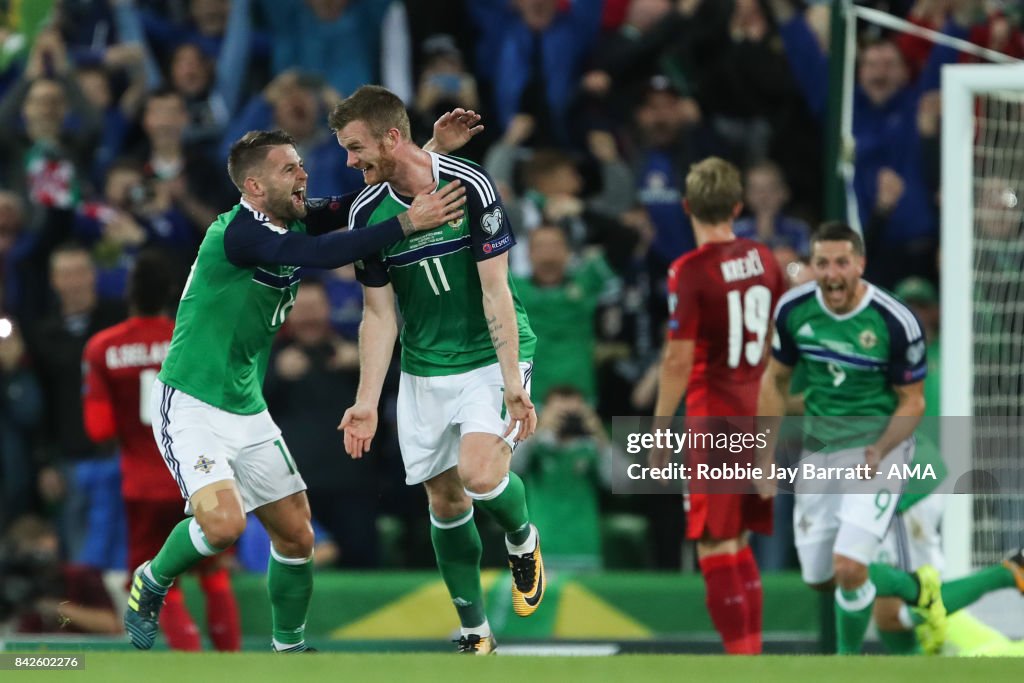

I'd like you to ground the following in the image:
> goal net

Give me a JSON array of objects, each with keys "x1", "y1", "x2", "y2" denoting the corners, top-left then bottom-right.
[{"x1": 941, "y1": 62, "x2": 1024, "y2": 576}]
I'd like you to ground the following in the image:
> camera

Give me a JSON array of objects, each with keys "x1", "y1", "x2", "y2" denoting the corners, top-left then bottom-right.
[
  {"x1": 558, "y1": 411, "x2": 590, "y2": 439},
  {"x1": 0, "y1": 543, "x2": 62, "y2": 622}
]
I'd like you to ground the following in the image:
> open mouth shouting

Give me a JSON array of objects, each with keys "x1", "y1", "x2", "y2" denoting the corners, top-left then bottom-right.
[{"x1": 291, "y1": 185, "x2": 306, "y2": 209}]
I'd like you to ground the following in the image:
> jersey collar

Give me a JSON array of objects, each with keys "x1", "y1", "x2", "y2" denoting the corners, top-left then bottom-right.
[
  {"x1": 385, "y1": 151, "x2": 440, "y2": 208},
  {"x1": 815, "y1": 281, "x2": 875, "y2": 321}
]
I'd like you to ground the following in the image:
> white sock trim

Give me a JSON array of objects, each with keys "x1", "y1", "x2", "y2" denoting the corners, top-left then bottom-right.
[
  {"x1": 464, "y1": 474, "x2": 510, "y2": 502},
  {"x1": 188, "y1": 517, "x2": 219, "y2": 557},
  {"x1": 429, "y1": 507, "x2": 474, "y2": 530},
  {"x1": 506, "y1": 524, "x2": 537, "y2": 555},
  {"x1": 461, "y1": 620, "x2": 491, "y2": 638},
  {"x1": 270, "y1": 545, "x2": 313, "y2": 565},
  {"x1": 272, "y1": 638, "x2": 306, "y2": 651},
  {"x1": 897, "y1": 603, "x2": 916, "y2": 629},
  {"x1": 142, "y1": 563, "x2": 171, "y2": 589},
  {"x1": 835, "y1": 580, "x2": 877, "y2": 612}
]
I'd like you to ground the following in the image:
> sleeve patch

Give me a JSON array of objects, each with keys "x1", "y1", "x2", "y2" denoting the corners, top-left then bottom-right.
[{"x1": 480, "y1": 207, "x2": 504, "y2": 236}]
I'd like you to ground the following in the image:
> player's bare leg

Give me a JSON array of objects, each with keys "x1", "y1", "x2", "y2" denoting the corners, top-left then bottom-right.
[
  {"x1": 125, "y1": 481, "x2": 245, "y2": 650},
  {"x1": 254, "y1": 491, "x2": 315, "y2": 653},
  {"x1": 461, "y1": 433, "x2": 544, "y2": 618},
  {"x1": 696, "y1": 534, "x2": 760, "y2": 654},
  {"x1": 423, "y1": 467, "x2": 494, "y2": 654}
]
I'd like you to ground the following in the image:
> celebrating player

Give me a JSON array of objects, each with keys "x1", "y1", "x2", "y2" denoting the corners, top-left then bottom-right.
[
  {"x1": 335, "y1": 86, "x2": 542, "y2": 655},
  {"x1": 756, "y1": 221, "x2": 944, "y2": 654},
  {"x1": 650, "y1": 157, "x2": 787, "y2": 654},
  {"x1": 122, "y1": 118, "x2": 475, "y2": 652},
  {"x1": 83, "y1": 250, "x2": 241, "y2": 651}
]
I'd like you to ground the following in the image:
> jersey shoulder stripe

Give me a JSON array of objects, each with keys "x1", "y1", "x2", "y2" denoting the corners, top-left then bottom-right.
[
  {"x1": 773, "y1": 280, "x2": 816, "y2": 320},
  {"x1": 872, "y1": 288, "x2": 923, "y2": 341},
  {"x1": 348, "y1": 183, "x2": 388, "y2": 227},
  {"x1": 438, "y1": 156, "x2": 496, "y2": 205}
]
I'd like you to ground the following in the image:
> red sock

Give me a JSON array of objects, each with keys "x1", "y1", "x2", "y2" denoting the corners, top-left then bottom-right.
[
  {"x1": 160, "y1": 585, "x2": 201, "y2": 651},
  {"x1": 200, "y1": 569, "x2": 241, "y2": 652},
  {"x1": 735, "y1": 546, "x2": 763, "y2": 654},
  {"x1": 699, "y1": 552, "x2": 752, "y2": 654}
]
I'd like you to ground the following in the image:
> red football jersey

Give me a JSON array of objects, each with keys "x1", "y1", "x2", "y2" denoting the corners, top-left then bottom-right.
[
  {"x1": 82, "y1": 316, "x2": 180, "y2": 501},
  {"x1": 667, "y1": 238, "x2": 787, "y2": 416}
]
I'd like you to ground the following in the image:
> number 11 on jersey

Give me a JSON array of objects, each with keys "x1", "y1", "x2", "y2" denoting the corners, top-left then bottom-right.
[{"x1": 420, "y1": 258, "x2": 451, "y2": 296}]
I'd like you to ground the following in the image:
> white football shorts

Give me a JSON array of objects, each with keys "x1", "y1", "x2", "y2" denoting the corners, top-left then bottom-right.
[
  {"x1": 396, "y1": 361, "x2": 533, "y2": 485},
  {"x1": 150, "y1": 378, "x2": 306, "y2": 513}
]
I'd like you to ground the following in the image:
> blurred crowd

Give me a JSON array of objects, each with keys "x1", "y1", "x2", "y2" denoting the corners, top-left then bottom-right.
[{"x1": 0, "y1": 0, "x2": 1020, "y2": 590}]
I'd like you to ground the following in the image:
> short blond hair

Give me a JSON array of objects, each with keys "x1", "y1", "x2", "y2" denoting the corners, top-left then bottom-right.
[{"x1": 685, "y1": 157, "x2": 742, "y2": 224}]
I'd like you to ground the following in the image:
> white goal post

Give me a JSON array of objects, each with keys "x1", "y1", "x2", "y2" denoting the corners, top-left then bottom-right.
[{"x1": 941, "y1": 62, "x2": 1024, "y2": 578}]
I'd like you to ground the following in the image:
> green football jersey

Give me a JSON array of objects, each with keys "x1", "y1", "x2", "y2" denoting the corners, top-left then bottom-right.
[
  {"x1": 773, "y1": 281, "x2": 928, "y2": 450},
  {"x1": 159, "y1": 203, "x2": 304, "y2": 414},
  {"x1": 351, "y1": 153, "x2": 536, "y2": 377}
]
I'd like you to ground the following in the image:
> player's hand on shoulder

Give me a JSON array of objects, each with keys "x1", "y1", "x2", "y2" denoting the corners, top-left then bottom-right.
[
  {"x1": 406, "y1": 180, "x2": 465, "y2": 232},
  {"x1": 503, "y1": 385, "x2": 537, "y2": 443},
  {"x1": 338, "y1": 402, "x2": 378, "y2": 458}
]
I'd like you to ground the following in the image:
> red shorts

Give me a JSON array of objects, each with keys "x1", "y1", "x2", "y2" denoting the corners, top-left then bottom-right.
[
  {"x1": 125, "y1": 499, "x2": 225, "y2": 573},
  {"x1": 685, "y1": 492, "x2": 773, "y2": 540}
]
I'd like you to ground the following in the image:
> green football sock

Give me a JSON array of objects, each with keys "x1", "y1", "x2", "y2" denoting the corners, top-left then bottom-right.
[
  {"x1": 869, "y1": 563, "x2": 920, "y2": 603},
  {"x1": 940, "y1": 564, "x2": 1016, "y2": 613},
  {"x1": 150, "y1": 518, "x2": 221, "y2": 586},
  {"x1": 431, "y1": 508, "x2": 486, "y2": 629},
  {"x1": 267, "y1": 548, "x2": 314, "y2": 647},
  {"x1": 878, "y1": 629, "x2": 921, "y2": 654},
  {"x1": 835, "y1": 581, "x2": 876, "y2": 654},
  {"x1": 472, "y1": 473, "x2": 531, "y2": 545}
]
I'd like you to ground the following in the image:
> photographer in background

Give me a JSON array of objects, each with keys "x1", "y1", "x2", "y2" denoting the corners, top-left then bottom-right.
[
  {"x1": 73, "y1": 159, "x2": 197, "y2": 300},
  {"x1": 513, "y1": 385, "x2": 612, "y2": 571},
  {"x1": 1, "y1": 515, "x2": 120, "y2": 635},
  {"x1": 411, "y1": 35, "x2": 484, "y2": 156}
]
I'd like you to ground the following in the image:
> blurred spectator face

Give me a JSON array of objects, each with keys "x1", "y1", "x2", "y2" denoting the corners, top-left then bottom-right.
[
  {"x1": 190, "y1": 0, "x2": 229, "y2": 37},
  {"x1": 635, "y1": 91, "x2": 697, "y2": 148},
  {"x1": 0, "y1": 192, "x2": 24, "y2": 256},
  {"x1": 526, "y1": 151, "x2": 582, "y2": 197},
  {"x1": 744, "y1": 164, "x2": 788, "y2": 217},
  {"x1": 515, "y1": 0, "x2": 559, "y2": 31},
  {"x1": 171, "y1": 44, "x2": 213, "y2": 98},
  {"x1": 77, "y1": 67, "x2": 112, "y2": 110},
  {"x1": 859, "y1": 41, "x2": 909, "y2": 106},
  {"x1": 274, "y1": 82, "x2": 320, "y2": 142},
  {"x1": 22, "y1": 79, "x2": 67, "y2": 142},
  {"x1": 50, "y1": 248, "x2": 97, "y2": 315},
  {"x1": 627, "y1": 0, "x2": 671, "y2": 31},
  {"x1": 306, "y1": 0, "x2": 349, "y2": 22},
  {"x1": 143, "y1": 93, "x2": 189, "y2": 146},
  {"x1": 288, "y1": 284, "x2": 331, "y2": 345},
  {"x1": 529, "y1": 226, "x2": 570, "y2": 285},
  {"x1": 105, "y1": 165, "x2": 146, "y2": 210}
]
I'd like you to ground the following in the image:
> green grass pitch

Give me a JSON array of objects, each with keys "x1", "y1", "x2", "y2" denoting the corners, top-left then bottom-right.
[{"x1": 10, "y1": 653, "x2": 1024, "y2": 683}]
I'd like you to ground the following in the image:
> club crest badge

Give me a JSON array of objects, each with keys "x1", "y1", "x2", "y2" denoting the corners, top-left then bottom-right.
[{"x1": 194, "y1": 455, "x2": 216, "y2": 474}]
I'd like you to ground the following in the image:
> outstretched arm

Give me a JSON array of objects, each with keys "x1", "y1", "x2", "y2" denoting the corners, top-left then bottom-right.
[{"x1": 338, "y1": 283, "x2": 398, "y2": 458}]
